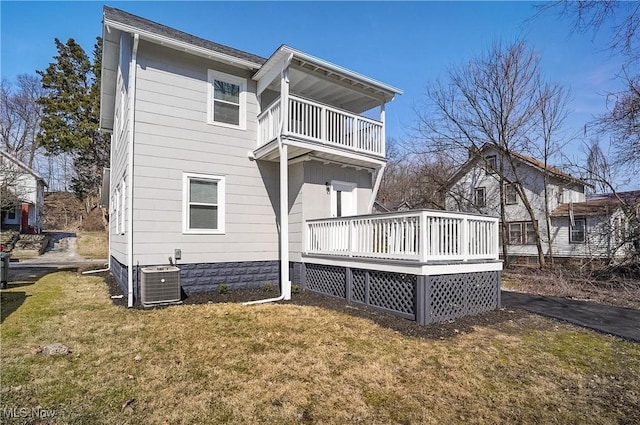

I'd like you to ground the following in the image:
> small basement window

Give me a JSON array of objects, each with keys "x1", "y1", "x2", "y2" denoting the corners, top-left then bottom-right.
[{"x1": 183, "y1": 173, "x2": 225, "y2": 234}]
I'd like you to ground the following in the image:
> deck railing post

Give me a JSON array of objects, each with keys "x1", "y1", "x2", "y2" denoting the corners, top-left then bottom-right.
[
  {"x1": 419, "y1": 211, "x2": 428, "y2": 263},
  {"x1": 461, "y1": 217, "x2": 468, "y2": 261},
  {"x1": 321, "y1": 104, "x2": 327, "y2": 143}
]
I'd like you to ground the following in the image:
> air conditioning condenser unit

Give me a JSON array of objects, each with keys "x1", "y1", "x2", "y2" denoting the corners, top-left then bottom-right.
[{"x1": 140, "y1": 266, "x2": 181, "y2": 307}]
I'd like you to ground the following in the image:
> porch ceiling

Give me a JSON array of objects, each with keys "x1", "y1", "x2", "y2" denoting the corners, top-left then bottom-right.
[{"x1": 254, "y1": 45, "x2": 402, "y2": 114}]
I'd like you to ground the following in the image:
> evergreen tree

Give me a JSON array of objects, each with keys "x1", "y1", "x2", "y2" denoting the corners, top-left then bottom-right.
[{"x1": 37, "y1": 37, "x2": 109, "y2": 204}]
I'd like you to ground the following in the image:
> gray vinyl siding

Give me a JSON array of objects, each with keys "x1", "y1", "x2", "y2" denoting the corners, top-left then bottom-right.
[
  {"x1": 109, "y1": 32, "x2": 132, "y2": 265},
  {"x1": 302, "y1": 161, "x2": 373, "y2": 220},
  {"x1": 286, "y1": 160, "x2": 373, "y2": 262},
  {"x1": 131, "y1": 41, "x2": 279, "y2": 266},
  {"x1": 288, "y1": 162, "x2": 304, "y2": 262}
]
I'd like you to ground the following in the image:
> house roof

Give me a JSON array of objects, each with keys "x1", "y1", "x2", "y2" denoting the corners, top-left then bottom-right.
[
  {"x1": 103, "y1": 6, "x2": 267, "y2": 67},
  {"x1": 100, "y1": 6, "x2": 403, "y2": 129},
  {"x1": 0, "y1": 150, "x2": 47, "y2": 187},
  {"x1": 551, "y1": 190, "x2": 640, "y2": 217},
  {"x1": 442, "y1": 145, "x2": 591, "y2": 189},
  {"x1": 374, "y1": 199, "x2": 413, "y2": 212}
]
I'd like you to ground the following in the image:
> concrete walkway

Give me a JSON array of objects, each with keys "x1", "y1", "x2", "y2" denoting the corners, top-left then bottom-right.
[{"x1": 502, "y1": 290, "x2": 640, "y2": 342}]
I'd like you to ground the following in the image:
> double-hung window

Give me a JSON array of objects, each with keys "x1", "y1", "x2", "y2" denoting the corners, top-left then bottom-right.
[
  {"x1": 507, "y1": 221, "x2": 537, "y2": 245},
  {"x1": 570, "y1": 218, "x2": 586, "y2": 244},
  {"x1": 183, "y1": 173, "x2": 225, "y2": 234},
  {"x1": 505, "y1": 183, "x2": 518, "y2": 205},
  {"x1": 474, "y1": 187, "x2": 486, "y2": 208},
  {"x1": 207, "y1": 70, "x2": 246, "y2": 130}
]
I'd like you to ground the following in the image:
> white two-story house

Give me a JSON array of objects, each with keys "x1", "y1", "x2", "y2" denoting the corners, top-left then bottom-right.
[
  {"x1": 100, "y1": 6, "x2": 502, "y2": 325},
  {"x1": 0, "y1": 150, "x2": 46, "y2": 234},
  {"x1": 443, "y1": 145, "x2": 638, "y2": 264}
]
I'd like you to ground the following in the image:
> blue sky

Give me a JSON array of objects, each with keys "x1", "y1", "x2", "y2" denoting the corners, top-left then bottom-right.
[{"x1": 0, "y1": 1, "x2": 627, "y2": 169}]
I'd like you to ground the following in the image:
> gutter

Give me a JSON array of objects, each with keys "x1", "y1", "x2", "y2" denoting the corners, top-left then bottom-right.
[{"x1": 127, "y1": 33, "x2": 139, "y2": 308}]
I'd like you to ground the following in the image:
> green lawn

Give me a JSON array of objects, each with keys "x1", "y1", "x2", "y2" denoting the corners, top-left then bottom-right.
[{"x1": 1, "y1": 272, "x2": 639, "y2": 424}]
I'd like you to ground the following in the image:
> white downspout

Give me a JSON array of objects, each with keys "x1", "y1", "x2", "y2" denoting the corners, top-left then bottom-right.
[
  {"x1": 83, "y1": 138, "x2": 113, "y2": 275},
  {"x1": 243, "y1": 65, "x2": 291, "y2": 305},
  {"x1": 127, "y1": 34, "x2": 139, "y2": 308}
]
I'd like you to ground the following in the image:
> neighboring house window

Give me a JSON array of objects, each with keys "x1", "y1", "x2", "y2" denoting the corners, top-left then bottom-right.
[
  {"x1": 508, "y1": 223, "x2": 523, "y2": 245},
  {"x1": 207, "y1": 70, "x2": 246, "y2": 130},
  {"x1": 508, "y1": 221, "x2": 537, "y2": 245},
  {"x1": 183, "y1": 173, "x2": 225, "y2": 234},
  {"x1": 7, "y1": 207, "x2": 16, "y2": 220},
  {"x1": 570, "y1": 218, "x2": 586, "y2": 244},
  {"x1": 557, "y1": 188, "x2": 564, "y2": 203},
  {"x1": 474, "y1": 187, "x2": 486, "y2": 207},
  {"x1": 505, "y1": 183, "x2": 518, "y2": 205},
  {"x1": 485, "y1": 155, "x2": 497, "y2": 172}
]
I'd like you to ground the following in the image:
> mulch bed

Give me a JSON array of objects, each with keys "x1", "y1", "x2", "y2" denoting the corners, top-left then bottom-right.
[{"x1": 98, "y1": 270, "x2": 530, "y2": 340}]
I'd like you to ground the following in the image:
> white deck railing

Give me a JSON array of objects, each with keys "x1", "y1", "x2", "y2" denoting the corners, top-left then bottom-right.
[
  {"x1": 258, "y1": 95, "x2": 384, "y2": 157},
  {"x1": 305, "y1": 210, "x2": 500, "y2": 263}
]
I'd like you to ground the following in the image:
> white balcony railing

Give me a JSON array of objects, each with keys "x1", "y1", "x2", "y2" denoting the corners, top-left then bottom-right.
[
  {"x1": 258, "y1": 95, "x2": 384, "y2": 157},
  {"x1": 305, "y1": 210, "x2": 500, "y2": 263}
]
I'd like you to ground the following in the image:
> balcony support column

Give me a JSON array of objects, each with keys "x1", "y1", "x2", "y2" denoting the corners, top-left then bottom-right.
[{"x1": 380, "y1": 102, "x2": 386, "y2": 157}]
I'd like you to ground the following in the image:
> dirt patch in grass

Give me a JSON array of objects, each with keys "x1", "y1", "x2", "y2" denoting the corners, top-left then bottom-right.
[
  {"x1": 2, "y1": 271, "x2": 639, "y2": 424},
  {"x1": 503, "y1": 267, "x2": 640, "y2": 309},
  {"x1": 76, "y1": 231, "x2": 108, "y2": 259}
]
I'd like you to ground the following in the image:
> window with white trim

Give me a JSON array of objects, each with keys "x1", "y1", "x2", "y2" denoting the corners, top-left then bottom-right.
[
  {"x1": 570, "y1": 218, "x2": 586, "y2": 244},
  {"x1": 207, "y1": 70, "x2": 246, "y2": 130},
  {"x1": 183, "y1": 173, "x2": 225, "y2": 234},
  {"x1": 113, "y1": 187, "x2": 120, "y2": 235},
  {"x1": 7, "y1": 207, "x2": 16, "y2": 221},
  {"x1": 119, "y1": 179, "x2": 126, "y2": 235}
]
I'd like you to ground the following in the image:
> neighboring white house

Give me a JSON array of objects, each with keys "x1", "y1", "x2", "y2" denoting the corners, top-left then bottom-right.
[
  {"x1": 442, "y1": 145, "x2": 638, "y2": 263},
  {"x1": 0, "y1": 150, "x2": 46, "y2": 234},
  {"x1": 100, "y1": 7, "x2": 502, "y2": 324}
]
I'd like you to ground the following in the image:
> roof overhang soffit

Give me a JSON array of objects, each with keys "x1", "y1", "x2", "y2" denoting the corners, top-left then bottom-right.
[
  {"x1": 253, "y1": 46, "x2": 402, "y2": 105},
  {"x1": 256, "y1": 51, "x2": 294, "y2": 96}
]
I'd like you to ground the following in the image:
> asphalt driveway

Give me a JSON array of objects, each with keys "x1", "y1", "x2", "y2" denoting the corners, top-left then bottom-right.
[{"x1": 502, "y1": 290, "x2": 640, "y2": 342}]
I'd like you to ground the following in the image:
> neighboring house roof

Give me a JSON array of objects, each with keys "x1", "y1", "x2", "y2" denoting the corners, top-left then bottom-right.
[
  {"x1": 374, "y1": 200, "x2": 413, "y2": 212},
  {"x1": 551, "y1": 190, "x2": 640, "y2": 217},
  {"x1": 0, "y1": 150, "x2": 47, "y2": 187},
  {"x1": 103, "y1": 6, "x2": 267, "y2": 67},
  {"x1": 442, "y1": 145, "x2": 591, "y2": 189}
]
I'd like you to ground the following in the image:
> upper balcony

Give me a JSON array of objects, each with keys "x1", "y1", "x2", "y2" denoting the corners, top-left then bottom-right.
[
  {"x1": 252, "y1": 45, "x2": 402, "y2": 166},
  {"x1": 258, "y1": 95, "x2": 385, "y2": 158}
]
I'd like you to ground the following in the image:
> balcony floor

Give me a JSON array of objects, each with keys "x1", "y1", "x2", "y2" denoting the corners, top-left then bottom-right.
[{"x1": 254, "y1": 136, "x2": 386, "y2": 168}]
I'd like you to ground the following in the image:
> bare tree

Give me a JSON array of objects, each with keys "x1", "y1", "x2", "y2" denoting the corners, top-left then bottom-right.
[
  {"x1": 378, "y1": 139, "x2": 454, "y2": 210},
  {"x1": 1, "y1": 75, "x2": 45, "y2": 168},
  {"x1": 537, "y1": 1, "x2": 640, "y2": 179},
  {"x1": 417, "y1": 41, "x2": 570, "y2": 268},
  {"x1": 585, "y1": 139, "x2": 613, "y2": 193},
  {"x1": 531, "y1": 79, "x2": 571, "y2": 266}
]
